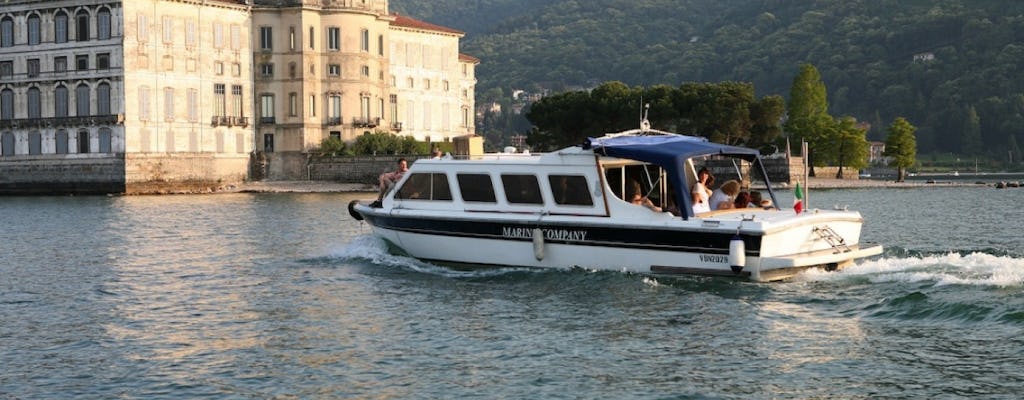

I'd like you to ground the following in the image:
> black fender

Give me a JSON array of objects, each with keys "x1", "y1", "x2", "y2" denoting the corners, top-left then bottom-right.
[{"x1": 348, "y1": 200, "x2": 364, "y2": 221}]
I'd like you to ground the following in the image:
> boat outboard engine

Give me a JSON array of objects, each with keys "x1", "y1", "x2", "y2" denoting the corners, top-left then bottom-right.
[{"x1": 729, "y1": 234, "x2": 745, "y2": 274}]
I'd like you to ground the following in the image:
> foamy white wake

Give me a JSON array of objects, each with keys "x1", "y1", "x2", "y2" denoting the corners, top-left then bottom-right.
[
  {"x1": 329, "y1": 235, "x2": 539, "y2": 278},
  {"x1": 795, "y1": 252, "x2": 1024, "y2": 287}
]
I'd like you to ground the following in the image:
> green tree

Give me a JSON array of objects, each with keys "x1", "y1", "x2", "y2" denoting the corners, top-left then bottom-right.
[
  {"x1": 828, "y1": 116, "x2": 870, "y2": 178},
  {"x1": 961, "y1": 105, "x2": 983, "y2": 156},
  {"x1": 784, "y1": 64, "x2": 833, "y2": 175},
  {"x1": 883, "y1": 117, "x2": 918, "y2": 182}
]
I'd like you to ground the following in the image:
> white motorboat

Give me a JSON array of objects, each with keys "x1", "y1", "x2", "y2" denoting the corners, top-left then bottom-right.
[{"x1": 349, "y1": 126, "x2": 882, "y2": 282}]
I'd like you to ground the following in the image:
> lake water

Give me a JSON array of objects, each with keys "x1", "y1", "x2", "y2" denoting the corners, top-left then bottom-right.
[{"x1": 2, "y1": 187, "x2": 1022, "y2": 399}]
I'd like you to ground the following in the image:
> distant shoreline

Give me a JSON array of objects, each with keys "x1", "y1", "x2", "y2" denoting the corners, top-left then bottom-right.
[{"x1": 220, "y1": 177, "x2": 1002, "y2": 194}]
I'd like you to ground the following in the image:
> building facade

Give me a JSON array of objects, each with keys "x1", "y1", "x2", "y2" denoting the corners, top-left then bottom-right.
[{"x1": 0, "y1": 0, "x2": 476, "y2": 192}]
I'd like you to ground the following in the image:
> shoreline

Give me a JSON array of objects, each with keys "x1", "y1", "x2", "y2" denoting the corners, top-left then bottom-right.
[{"x1": 221, "y1": 177, "x2": 998, "y2": 194}]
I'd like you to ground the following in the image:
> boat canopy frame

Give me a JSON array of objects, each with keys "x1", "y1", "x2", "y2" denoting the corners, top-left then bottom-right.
[{"x1": 584, "y1": 133, "x2": 779, "y2": 219}]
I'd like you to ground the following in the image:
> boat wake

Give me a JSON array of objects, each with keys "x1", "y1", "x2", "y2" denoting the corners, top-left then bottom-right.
[
  {"x1": 329, "y1": 235, "x2": 541, "y2": 279},
  {"x1": 795, "y1": 252, "x2": 1024, "y2": 287}
]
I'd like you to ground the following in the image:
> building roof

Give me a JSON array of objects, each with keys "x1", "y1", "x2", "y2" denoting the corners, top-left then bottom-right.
[
  {"x1": 391, "y1": 14, "x2": 464, "y2": 36},
  {"x1": 459, "y1": 53, "x2": 480, "y2": 64}
]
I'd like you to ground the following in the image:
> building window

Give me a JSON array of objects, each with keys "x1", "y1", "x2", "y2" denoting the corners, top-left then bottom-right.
[
  {"x1": 28, "y1": 14, "x2": 41, "y2": 45},
  {"x1": 138, "y1": 86, "x2": 150, "y2": 121},
  {"x1": 98, "y1": 8, "x2": 111, "y2": 40},
  {"x1": 0, "y1": 89, "x2": 12, "y2": 120},
  {"x1": 424, "y1": 79, "x2": 431, "y2": 90},
  {"x1": 260, "y1": 26, "x2": 272, "y2": 51},
  {"x1": 99, "y1": 128, "x2": 111, "y2": 153},
  {"x1": 361, "y1": 65, "x2": 369, "y2": 77},
  {"x1": 360, "y1": 29, "x2": 369, "y2": 52},
  {"x1": 162, "y1": 16, "x2": 173, "y2": 43},
  {"x1": 97, "y1": 83, "x2": 110, "y2": 115},
  {"x1": 260, "y1": 63, "x2": 273, "y2": 77},
  {"x1": 288, "y1": 93, "x2": 297, "y2": 117},
  {"x1": 78, "y1": 130, "x2": 90, "y2": 153},
  {"x1": 308, "y1": 26, "x2": 314, "y2": 49},
  {"x1": 389, "y1": 94, "x2": 397, "y2": 123},
  {"x1": 164, "y1": 88, "x2": 174, "y2": 121},
  {"x1": 27, "y1": 59, "x2": 40, "y2": 77},
  {"x1": 27, "y1": 87, "x2": 41, "y2": 118},
  {"x1": 443, "y1": 80, "x2": 450, "y2": 91},
  {"x1": 0, "y1": 61, "x2": 10, "y2": 79},
  {"x1": 232, "y1": 63, "x2": 241, "y2": 77},
  {"x1": 1, "y1": 17, "x2": 13, "y2": 47},
  {"x1": 407, "y1": 77, "x2": 414, "y2": 88},
  {"x1": 329, "y1": 95, "x2": 341, "y2": 123},
  {"x1": 97, "y1": 53, "x2": 110, "y2": 70},
  {"x1": 230, "y1": 25, "x2": 240, "y2": 50},
  {"x1": 378, "y1": 34, "x2": 384, "y2": 56},
  {"x1": 56, "y1": 130, "x2": 69, "y2": 154},
  {"x1": 213, "y1": 23, "x2": 223, "y2": 48},
  {"x1": 55, "y1": 85, "x2": 69, "y2": 117},
  {"x1": 186, "y1": 19, "x2": 197, "y2": 47},
  {"x1": 187, "y1": 88, "x2": 198, "y2": 122},
  {"x1": 328, "y1": 64, "x2": 340, "y2": 76},
  {"x1": 76, "y1": 55, "x2": 89, "y2": 71},
  {"x1": 28, "y1": 131, "x2": 42, "y2": 155},
  {"x1": 327, "y1": 27, "x2": 340, "y2": 51},
  {"x1": 309, "y1": 94, "x2": 316, "y2": 117},
  {"x1": 215, "y1": 62, "x2": 224, "y2": 75},
  {"x1": 361, "y1": 96, "x2": 371, "y2": 120},
  {"x1": 214, "y1": 84, "x2": 226, "y2": 117},
  {"x1": 55, "y1": 12, "x2": 68, "y2": 44},
  {"x1": 263, "y1": 133, "x2": 274, "y2": 152},
  {"x1": 54, "y1": 56, "x2": 67, "y2": 73},
  {"x1": 260, "y1": 94, "x2": 274, "y2": 122},
  {"x1": 232, "y1": 85, "x2": 243, "y2": 117},
  {"x1": 76, "y1": 84, "x2": 90, "y2": 116},
  {"x1": 288, "y1": 26, "x2": 295, "y2": 50},
  {"x1": 76, "y1": 10, "x2": 90, "y2": 42}
]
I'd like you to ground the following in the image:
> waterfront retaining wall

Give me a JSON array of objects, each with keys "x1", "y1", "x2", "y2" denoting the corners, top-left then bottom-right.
[{"x1": 0, "y1": 155, "x2": 126, "y2": 195}]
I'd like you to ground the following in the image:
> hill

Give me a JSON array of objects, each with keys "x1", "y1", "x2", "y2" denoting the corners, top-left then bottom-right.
[{"x1": 391, "y1": 0, "x2": 1024, "y2": 161}]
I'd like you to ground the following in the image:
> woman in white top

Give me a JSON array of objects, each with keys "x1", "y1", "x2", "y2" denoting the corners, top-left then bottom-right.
[
  {"x1": 691, "y1": 168, "x2": 712, "y2": 214},
  {"x1": 709, "y1": 180, "x2": 741, "y2": 210}
]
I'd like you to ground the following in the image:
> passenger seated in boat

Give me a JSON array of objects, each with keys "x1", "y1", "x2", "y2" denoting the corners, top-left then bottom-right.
[
  {"x1": 628, "y1": 181, "x2": 662, "y2": 212},
  {"x1": 734, "y1": 191, "x2": 751, "y2": 209},
  {"x1": 748, "y1": 191, "x2": 763, "y2": 208},
  {"x1": 691, "y1": 167, "x2": 712, "y2": 214},
  {"x1": 709, "y1": 180, "x2": 740, "y2": 210},
  {"x1": 377, "y1": 158, "x2": 408, "y2": 201}
]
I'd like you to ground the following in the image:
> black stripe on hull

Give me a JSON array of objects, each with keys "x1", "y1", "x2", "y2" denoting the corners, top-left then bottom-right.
[{"x1": 362, "y1": 212, "x2": 763, "y2": 255}]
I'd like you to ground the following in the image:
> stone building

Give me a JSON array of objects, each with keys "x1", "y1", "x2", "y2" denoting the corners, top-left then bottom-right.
[
  {"x1": 251, "y1": 0, "x2": 477, "y2": 180},
  {"x1": 0, "y1": 0, "x2": 477, "y2": 192},
  {"x1": 0, "y1": 0, "x2": 254, "y2": 194}
]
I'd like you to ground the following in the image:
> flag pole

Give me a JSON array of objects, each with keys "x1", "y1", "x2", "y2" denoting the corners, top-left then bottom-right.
[{"x1": 802, "y1": 140, "x2": 809, "y2": 210}]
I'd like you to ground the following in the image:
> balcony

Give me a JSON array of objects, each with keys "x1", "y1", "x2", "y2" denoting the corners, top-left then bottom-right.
[
  {"x1": 390, "y1": 122, "x2": 403, "y2": 132},
  {"x1": 0, "y1": 115, "x2": 125, "y2": 129},
  {"x1": 259, "y1": 116, "x2": 276, "y2": 125},
  {"x1": 352, "y1": 117, "x2": 380, "y2": 128},
  {"x1": 325, "y1": 116, "x2": 342, "y2": 126}
]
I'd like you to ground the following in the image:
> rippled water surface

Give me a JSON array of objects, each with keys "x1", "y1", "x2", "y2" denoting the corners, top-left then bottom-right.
[{"x1": 2, "y1": 188, "x2": 1023, "y2": 399}]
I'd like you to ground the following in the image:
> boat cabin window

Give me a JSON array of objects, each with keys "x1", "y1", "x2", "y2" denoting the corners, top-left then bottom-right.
[
  {"x1": 501, "y1": 174, "x2": 543, "y2": 204},
  {"x1": 548, "y1": 175, "x2": 593, "y2": 206},
  {"x1": 395, "y1": 173, "x2": 453, "y2": 201},
  {"x1": 456, "y1": 173, "x2": 497, "y2": 203}
]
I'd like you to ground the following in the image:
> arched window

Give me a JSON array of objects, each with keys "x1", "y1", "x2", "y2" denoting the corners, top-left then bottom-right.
[
  {"x1": 1, "y1": 132, "x2": 14, "y2": 156},
  {"x1": 27, "y1": 87, "x2": 41, "y2": 118},
  {"x1": 77, "y1": 129, "x2": 90, "y2": 153},
  {"x1": 27, "y1": 14, "x2": 41, "y2": 45},
  {"x1": 0, "y1": 89, "x2": 13, "y2": 120},
  {"x1": 55, "y1": 129, "x2": 69, "y2": 154},
  {"x1": 97, "y1": 8, "x2": 111, "y2": 40},
  {"x1": 0, "y1": 17, "x2": 13, "y2": 47},
  {"x1": 99, "y1": 127, "x2": 111, "y2": 153},
  {"x1": 76, "y1": 83, "x2": 90, "y2": 116},
  {"x1": 97, "y1": 83, "x2": 110, "y2": 115},
  {"x1": 55, "y1": 85, "x2": 69, "y2": 117},
  {"x1": 76, "y1": 10, "x2": 90, "y2": 42},
  {"x1": 55, "y1": 12, "x2": 68, "y2": 43}
]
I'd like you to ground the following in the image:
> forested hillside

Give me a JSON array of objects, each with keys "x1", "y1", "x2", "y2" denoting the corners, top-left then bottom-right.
[{"x1": 391, "y1": 0, "x2": 1024, "y2": 160}]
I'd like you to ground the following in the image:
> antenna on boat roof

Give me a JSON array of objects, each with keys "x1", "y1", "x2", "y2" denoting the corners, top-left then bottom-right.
[{"x1": 640, "y1": 101, "x2": 651, "y2": 131}]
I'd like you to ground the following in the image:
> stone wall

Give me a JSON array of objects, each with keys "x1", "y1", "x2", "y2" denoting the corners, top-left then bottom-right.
[
  {"x1": 0, "y1": 155, "x2": 126, "y2": 195},
  {"x1": 124, "y1": 153, "x2": 250, "y2": 194},
  {"x1": 306, "y1": 155, "x2": 432, "y2": 184}
]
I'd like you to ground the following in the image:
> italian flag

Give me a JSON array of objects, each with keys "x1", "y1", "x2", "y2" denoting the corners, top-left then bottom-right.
[{"x1": 793, "y1": 182, "x2": 804, "y2": 214}]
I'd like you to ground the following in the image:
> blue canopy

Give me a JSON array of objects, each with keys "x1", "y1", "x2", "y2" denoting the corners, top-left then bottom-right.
[{"x1": 583, "y1": 134, "x2": 770, "y2": 218}]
